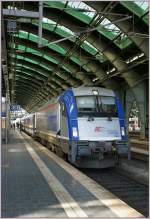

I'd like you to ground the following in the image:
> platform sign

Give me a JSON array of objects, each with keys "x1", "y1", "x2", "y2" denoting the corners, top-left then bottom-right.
[
  {"x1": 1, "y1": 112, "x2": 6, "y2": 117},
  {"x1": 10, "y1": 105, "x2": 21, "y2": 112}
]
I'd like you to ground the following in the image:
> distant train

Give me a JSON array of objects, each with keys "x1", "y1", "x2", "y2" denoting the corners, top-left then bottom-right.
[{"x1": 22, "y1": 87, "x2": 129, "y2": 168}]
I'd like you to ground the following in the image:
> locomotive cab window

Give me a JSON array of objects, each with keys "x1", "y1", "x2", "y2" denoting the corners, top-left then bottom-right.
[
  {"x1": 76, "y1": 96, "x2": 98, "y2": 113},
  {"x1": 76, "y1": 96, "x2": 118, "y2": 117},
  {"x1": 98, "y1": 96, "x2": 118, "y2": 117}
]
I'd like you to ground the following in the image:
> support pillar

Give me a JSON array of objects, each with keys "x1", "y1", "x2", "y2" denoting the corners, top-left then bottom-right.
[
  {"x1": 132, "y1": 81, "x2": 146, "y2": 140},
  {"x1": 125, "y1": 88, "x2": 135, "y2": 136}
]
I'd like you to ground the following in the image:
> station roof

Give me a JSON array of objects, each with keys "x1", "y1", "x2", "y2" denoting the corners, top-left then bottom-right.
[{"x1": 2, "y1": 1, "x2": 149, "y2": 112}]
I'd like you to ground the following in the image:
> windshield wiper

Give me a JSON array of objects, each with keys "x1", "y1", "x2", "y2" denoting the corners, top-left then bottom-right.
[
  {"x1": 87, "y1": 115, "x2": 94, "y2": 122},
  {"x1": 107, "y1": 112, "x2": 112, "y2": 121}
]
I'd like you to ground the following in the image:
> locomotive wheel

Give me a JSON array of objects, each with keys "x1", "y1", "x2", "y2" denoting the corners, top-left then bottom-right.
[
  {"x1": 55, "y1": 147, "x2": 66, "y2": 159},
  {"x1": 47, "y1": 142, "x2": 52, "y2": 150},
  {"x1": 41, "y1": 139, "x2": 47, "y2": 146}
]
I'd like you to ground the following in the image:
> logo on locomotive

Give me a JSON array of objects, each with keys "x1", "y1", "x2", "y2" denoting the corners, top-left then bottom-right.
[{"x1": 94, "y1": 127, "x2": 104, "y2": 132}]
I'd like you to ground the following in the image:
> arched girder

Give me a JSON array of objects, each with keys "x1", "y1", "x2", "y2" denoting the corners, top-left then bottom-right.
[
  {"x1": 15, "y1": 69, "x2": 64, "y2": 104},
  {"x1": 9, "y1": 50, "x2": 80, "y2": 86},
  {"x1": 15, "y1": 94, "x2": 35, "y2": 106},
  {"x1": 9, "y1": 47, "x2": 82, "y2": 88},
  {"x1": 18, "y1": 23, "x2": 104, "y2": 66},
  {"x1": 10, "y1": 57, "x2": 70, "y2": 89},
  {"x1": 15, "y1": 90, "x2": 35, "y2": 98},
  {"x1": 27, "y1": 1, "x2": 148, "y2": 51},
  {"x1": 86, "y1": 1, "x2": 149, "y2": 57},
  {"x1": 11, "y1": 59, "x2": 50, "y2": 78},
  {"x1": 37, "y1": 8, "x2": 141, "y2": 88},
  {"x1": 13, "y1": 64, "x2": 47, "y2": 81},
  {"x1": 15, "y1": 71, "x2": 45, "y2": 85},
  {"x1": 10, "y1": 36, "x2": 92, "y2": 84},
  {"x1": 18, "y1": 23, "x2": 108, "y2": 73},
  {"x1": 9, "y1": 1, "x2": 146, "y2": 75},
  {"x1": 10, "y1": 49, "x2": 93, "y2": 109},
  {"x1": 7, "y1": 1, "x2": 123, "y2": 47},
  {"x1": 13, "y1": 64, "x2": 65, "y2": 97},
  {"x1": 17, "y1": 24, "x2": 119, "y2": 89},
  {"x1": 15, "y1": 96, "x2": 33, "y2": 106},
  {"x1": 16, "y1": 86, "x2": 50, "y2": 105},
  {"x1": 15, "y1": 77, "x2": 41, "y2": 89},
  {"x1": 15, "y1": 73, "x2": 43, "y2": 87},
  {"x1": 15, "y1": 82, "x2": 37, "y2": 92},
  {"x1": 14, "y1": 90, "x2": 36, "y2": 101}
]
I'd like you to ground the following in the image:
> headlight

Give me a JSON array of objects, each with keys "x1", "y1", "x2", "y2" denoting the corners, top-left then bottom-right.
[
  {"x1": 121, "y1": 127, "x2": 125, "y2": 136},
  {"x1": 72, "y1": 127, "x2": 78, "y2": 137}
]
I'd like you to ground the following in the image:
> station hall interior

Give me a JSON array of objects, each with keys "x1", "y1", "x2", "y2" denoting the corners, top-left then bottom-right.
[{"x1": 1, "y1": 1, "x2": 149, "y2": 218}]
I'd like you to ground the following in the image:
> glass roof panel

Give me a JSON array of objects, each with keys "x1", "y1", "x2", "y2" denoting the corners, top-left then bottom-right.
[
  {"x1": 121, "y1": 1, "x2": 149, "y2": 24},
  {"x1": 14, "y1": 63, "x2": 49, "y2": 77},
  {"x1": 57, "y1": 24, "x2": 74, "y2": 35},
  {"x1": 45, "y1": 1, "x2": 93, "y2": 24},
  {"x1": 15, "y1": 69, "x2": 36, "y2": 77},
  {"x1": 47, "y1": 43, "x2": 66, "y2": 55},
  {"x1": 101, "y1": 18, "x2": 121, "y2": 33},
  {"x1": 30, "y1": 20, "x2": 109, "y2": 59},
  {"x1": 70, "y1": 56, "x2": 91, "y2": 72},
  {"x1": 43, "y1": 54, "x2": 59, "y2": 64},
  {"x1": 96, "y1": 18, "x2": 132, "y2": 48},
  {"x1": 9, "y1": 43, "x2": 59, "y2": 65},
  {"x1": 13, "y1": 30, "x2": 67, "y2": 55},
  {"x1": 10, "y1": 54, "x2": 38, "y2": 65},
  {"x1": 134, "y1": 1, "x2": 149, "y2": 11},
  {"x1": 62, "y1": 65, "x2": 71, "y2": 73},
  {"x1": 81, "y1": 40, "x2": 106, "y2": 62},
  {"x1": 67, "y1": 1, "x2": 96, "y2": 18},
  {"x1": 42, "y1": 17, "x2": 56, "y2": 26},
  {"x1": 43, "y1": 1, "x2": 132, "y2": 50},
  {"x1": 11, "y1": 52, "x2": 54, "y2": 72},
  {"x1": 84, "y1": 41, "x2": 98, "y2": 53},
  {"x1": 114, "y1": 34, "x2": 132, "y2": 49},
  {"x1": 15, "y1": 75, "x2": 29, "y2": 80},
  {"x1": 32, "y1": 9, "x2": 131, "y2": 52}
]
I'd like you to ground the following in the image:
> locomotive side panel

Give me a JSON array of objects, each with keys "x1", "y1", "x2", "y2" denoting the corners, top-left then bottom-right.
[{"x1": 60, "y1": 101, "x2": 69, "y2": 138}]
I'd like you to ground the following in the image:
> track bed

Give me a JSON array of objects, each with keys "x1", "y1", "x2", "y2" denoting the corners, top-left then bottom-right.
[{"x1": 82, "y1": 168, "x2": 149, "y2": 217}]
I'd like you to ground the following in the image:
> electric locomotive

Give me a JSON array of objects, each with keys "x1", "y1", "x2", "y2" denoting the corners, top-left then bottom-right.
[{"x1": 23, "y1": 87, "x2": 129, "y2": 168}]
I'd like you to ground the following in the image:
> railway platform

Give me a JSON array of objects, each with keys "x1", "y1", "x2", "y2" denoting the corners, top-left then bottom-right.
[
  {"x1": 130, "y1": 139, "x2": 149, "y2": 154},
  {"x1": 2, "y1": 130, "x2": 144, "y2": 218}
]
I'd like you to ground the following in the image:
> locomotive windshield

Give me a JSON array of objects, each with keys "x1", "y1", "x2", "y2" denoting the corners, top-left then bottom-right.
[{"x1": 76, "y1": 96, "x2": 118, "y2": 117}]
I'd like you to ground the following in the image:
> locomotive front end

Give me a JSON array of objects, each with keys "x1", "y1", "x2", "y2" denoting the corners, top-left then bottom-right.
[{"x1": 69, "y1": 87, "x2": 129, "y2": 168}]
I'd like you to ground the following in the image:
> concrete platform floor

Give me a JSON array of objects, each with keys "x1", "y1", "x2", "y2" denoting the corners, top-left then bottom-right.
[{"x1": 2, "y1": 130, "x2": 143, "y2": 218}]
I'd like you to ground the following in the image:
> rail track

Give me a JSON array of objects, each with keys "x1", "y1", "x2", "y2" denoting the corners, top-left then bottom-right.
[{"x1": 82, "y1": 168, "x2": 149, "y2": 217}]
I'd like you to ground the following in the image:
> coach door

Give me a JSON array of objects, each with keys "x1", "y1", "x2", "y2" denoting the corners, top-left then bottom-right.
[
  {"x1": 33, "y1": 115, "x2": 36, "y2": 134},
  {"x1": 60, "y1": 102, "x2": 68, "y2": 138}
]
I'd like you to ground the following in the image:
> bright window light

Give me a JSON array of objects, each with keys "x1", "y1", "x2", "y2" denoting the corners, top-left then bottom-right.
[
  {"x1": 84, "y1": 40, "x2": 98, "y2": 52},
  {"x1": 42, "y1": 17, "x2": 56, "y2": 25},
  {"x1": 57, "y1": 24, "x2": 74, "y2": 35},
  {"x1": 100, "y1": 18, "x2": 121, "y2": 34},
  {"x1": 134, "y1": 1, "x2": 149, "y2": 11},
  {"x1": 67, "y1": 1, "x2": 96, "y2": 18}
]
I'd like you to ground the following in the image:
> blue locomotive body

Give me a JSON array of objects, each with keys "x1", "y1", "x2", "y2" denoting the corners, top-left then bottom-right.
[{"x1": 23, "y1": 87, "x2": 129, "y2": 168}]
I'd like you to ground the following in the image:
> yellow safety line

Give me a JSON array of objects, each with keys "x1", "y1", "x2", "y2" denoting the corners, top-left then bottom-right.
[
  {"x1": 20, "y1": 133, "x2": 87, "y2": 218},
  {"x1": 22, "y1": 133, "x2": 143, "y2": 218}
]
